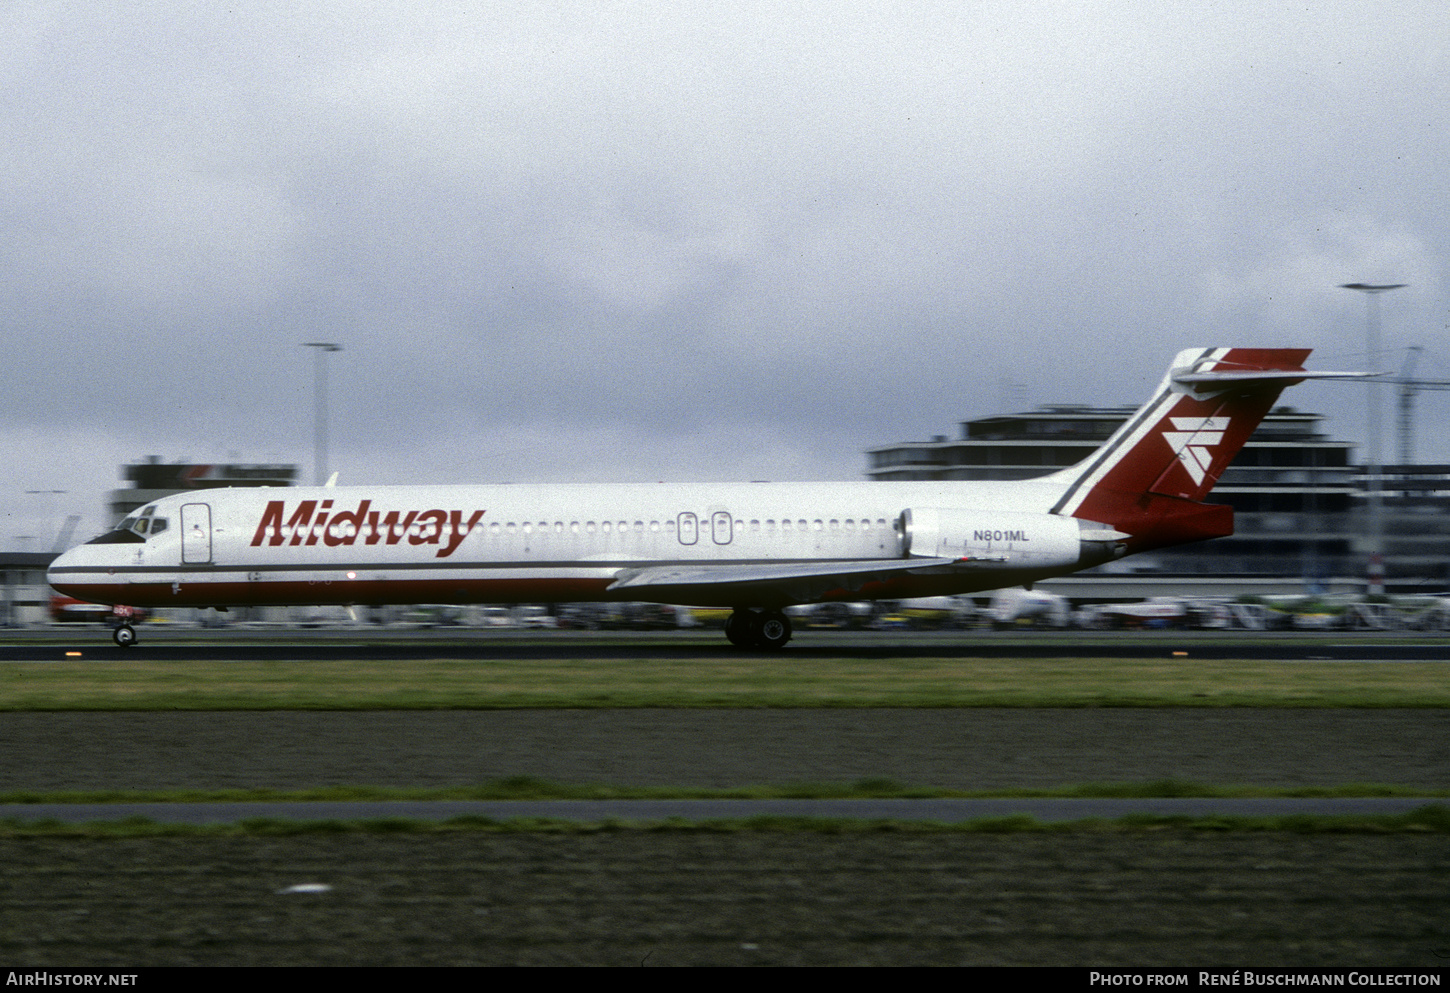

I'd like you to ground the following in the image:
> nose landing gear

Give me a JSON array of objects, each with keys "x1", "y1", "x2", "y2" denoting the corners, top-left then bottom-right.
[
  {"x1": 112, "y1": 623, "x2": 137, "y2": 648},
  {"x1": 723, "y1": 608, "x2": 792, "y2": 650}
]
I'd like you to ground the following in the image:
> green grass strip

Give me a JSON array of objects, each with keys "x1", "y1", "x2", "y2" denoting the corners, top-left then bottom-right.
[{"x1": 3, "y1": 656, "x2": 1450, "y2": 709}]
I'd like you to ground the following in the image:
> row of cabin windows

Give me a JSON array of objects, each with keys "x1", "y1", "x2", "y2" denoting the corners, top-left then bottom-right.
[{"x1": 486, "y1": 517, "x2": 893, "y2": 535}]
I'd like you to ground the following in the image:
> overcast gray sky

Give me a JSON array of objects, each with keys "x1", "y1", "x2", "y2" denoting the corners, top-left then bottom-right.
[{"x1": 5, "y1": 1, "x2": 1448, "y2": 547}]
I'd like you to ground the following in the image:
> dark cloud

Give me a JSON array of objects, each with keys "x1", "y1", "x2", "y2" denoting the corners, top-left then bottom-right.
[{"x1": 4, "y1": 2, "x2": 1449, "y2": 543}]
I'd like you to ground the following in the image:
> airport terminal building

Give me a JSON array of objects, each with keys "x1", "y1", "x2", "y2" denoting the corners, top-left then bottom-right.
[{"x1": 108, "y1": 458, "x2": 298, "y2": 523}]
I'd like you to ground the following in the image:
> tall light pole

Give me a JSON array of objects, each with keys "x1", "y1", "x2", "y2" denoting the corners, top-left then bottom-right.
[
  {"x1": 302, "y1": 342, "x2": 342, "y2": 486},
  {"x1": 1340, "y1": 282, "x2": 1406, "y2": 596},
  {"x1": 25, "y1": 490, "x2": 68, "y2": 552}
]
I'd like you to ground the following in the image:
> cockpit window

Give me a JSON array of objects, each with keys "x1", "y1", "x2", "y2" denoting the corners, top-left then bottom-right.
[
  {"x1": 85, "y1": 510, "x2": 169, "y2": 544},
  {"x1": 85, "y1": 529, "x2": 145, "y2": 545}
]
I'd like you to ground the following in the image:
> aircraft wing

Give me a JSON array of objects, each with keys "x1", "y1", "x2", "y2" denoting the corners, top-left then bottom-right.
[{"x1": 607, "y1": 556, "x2": 966, "y2": 605}]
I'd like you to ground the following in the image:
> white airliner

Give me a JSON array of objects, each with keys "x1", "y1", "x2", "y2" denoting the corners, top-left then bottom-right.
[{"x1": 48, "y1": 347, "x2": 1354, "y2": 649}]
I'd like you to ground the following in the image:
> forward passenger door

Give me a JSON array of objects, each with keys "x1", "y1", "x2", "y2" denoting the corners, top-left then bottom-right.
[{"x1": 181, "y1": 503, "x2": 212, "y2": 565}]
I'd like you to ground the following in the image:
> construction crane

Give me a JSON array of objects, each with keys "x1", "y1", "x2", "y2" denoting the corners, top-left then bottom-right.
[{"x1": 1387, "y1": 346, "x2": 1450, "y2": 466}]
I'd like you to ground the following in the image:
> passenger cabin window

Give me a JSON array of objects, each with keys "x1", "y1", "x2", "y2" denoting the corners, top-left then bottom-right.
[{"x1": 711, "y1": 511, "x2": 732, "y2": 545}]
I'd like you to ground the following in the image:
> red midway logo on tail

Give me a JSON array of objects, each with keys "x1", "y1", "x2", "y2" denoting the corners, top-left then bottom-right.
[{"x1": 1163, "y1": 416, "x2": 1230, "y2": 486}]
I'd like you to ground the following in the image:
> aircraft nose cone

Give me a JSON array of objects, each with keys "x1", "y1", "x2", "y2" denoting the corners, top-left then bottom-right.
[
  {"x1": 47, "y1": 547, "x2": 70, "y2": 582},
  {"x1": 47, "y1": 545, "x2": 87, "y2": 595}
]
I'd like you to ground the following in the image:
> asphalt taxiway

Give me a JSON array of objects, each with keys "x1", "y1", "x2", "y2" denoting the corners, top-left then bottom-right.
[{"x1": 1, "y1": 796, "x2": 1444, "y2": 825}]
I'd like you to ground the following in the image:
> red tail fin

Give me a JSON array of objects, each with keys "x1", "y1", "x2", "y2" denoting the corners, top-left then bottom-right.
[{"x1": 1050, "y1": 348, "x2": 1312, "y2": 552}]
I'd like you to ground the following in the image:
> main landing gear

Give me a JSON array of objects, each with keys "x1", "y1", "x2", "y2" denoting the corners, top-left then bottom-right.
[{"x1": 723, "y1": 608, "x2": 793, "y2": 651}]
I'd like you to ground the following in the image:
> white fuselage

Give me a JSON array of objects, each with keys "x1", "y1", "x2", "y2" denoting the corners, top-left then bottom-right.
[
  {"x1": 48, "y1": 347, "x2": 1340, "y2": 641},
  {"x1": 47, "y1": 477, "x2": 1089, "y2": 610}
]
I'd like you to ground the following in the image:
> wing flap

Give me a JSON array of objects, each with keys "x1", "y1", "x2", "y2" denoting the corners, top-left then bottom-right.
[{"x1": 607, "y1": 557, "x2": 962, "y2": 601}]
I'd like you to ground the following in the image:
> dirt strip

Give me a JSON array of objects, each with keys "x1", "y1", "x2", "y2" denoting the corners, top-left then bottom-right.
[{"x1": 1, "y1": 833, "x2": 1446, "y2": 966}]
